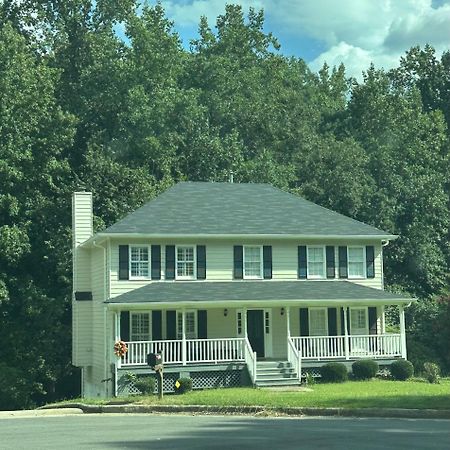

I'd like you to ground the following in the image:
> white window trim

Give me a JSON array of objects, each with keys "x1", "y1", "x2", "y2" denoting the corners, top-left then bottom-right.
[
  {"x1": 347, "y1": 246, "x2": 366, "y2": 279},
  {"x1": 129, "y1": 245, "x2": 151, "y2": 280},
  {"x1": 176, "y1": 310, "x2": 198, "y2": 339},
  {"x1": 308, "y1": 307, "x2": 328, "y2": 337},
  {"x1": 243, "y1": 245, "x2": 263, "y2": 280},
  {"x1": 130, "y1": 312, "x2": 151, "y2": 341},
  {"x1": 307, "y1": 246, "x2": 326, "y2": 279},
  {"x1": 349, "y1": 307, "x2": 369, "y2": 335},
  {"x1": 175, "y1": 245, "x2": 196, "y2": 280}
]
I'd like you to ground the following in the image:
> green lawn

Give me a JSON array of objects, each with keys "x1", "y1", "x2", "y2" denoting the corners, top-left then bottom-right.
[{"x1": 63, "y1": 379, "x2": 450, "y2": 410}]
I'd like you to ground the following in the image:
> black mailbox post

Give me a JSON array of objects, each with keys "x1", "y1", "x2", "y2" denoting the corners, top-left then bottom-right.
[{"x1": 147, "y1": 352, "x2": 163, "y2": 399}]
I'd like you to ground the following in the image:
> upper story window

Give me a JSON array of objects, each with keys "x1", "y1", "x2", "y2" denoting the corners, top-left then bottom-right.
[
  {"x1": 129, "y1": 246, "x2": 150, "y2": 279},
  {"x1": 348, "y1": 246, "x2": 365, "y2": 278},
  {"x1": 243, "y1": 246, "x2": 263, "y2": 279},
  {"x1": 130, "y1": 312, "x2": 151, "y2": 341},
  {"x1": 307, "y1": 246, "x2": 325, "y2": 279},
  {"x1": 176, "y1": 246, "x2": 196, "y2": 279}
]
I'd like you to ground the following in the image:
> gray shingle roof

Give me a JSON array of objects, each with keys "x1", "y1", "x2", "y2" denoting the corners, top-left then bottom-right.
[
  {"x1": 106, "y1": 281, "x2": 412, "y2": 304},
  {"x1": 101, "y1": 182, "x2": 392, "y2": 237}
]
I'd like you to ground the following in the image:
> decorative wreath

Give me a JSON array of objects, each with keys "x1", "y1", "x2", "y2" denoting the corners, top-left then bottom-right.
[{"x1": 114, "y1": 340, "x2": 128, "y2": 357}]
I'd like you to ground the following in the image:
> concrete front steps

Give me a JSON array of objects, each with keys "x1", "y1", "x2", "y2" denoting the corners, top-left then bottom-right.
[{"x1": 255, "y1": 361, "x2": 301, "y2": 387}]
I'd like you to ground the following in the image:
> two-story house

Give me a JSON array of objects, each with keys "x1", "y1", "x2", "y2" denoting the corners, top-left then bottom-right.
[{"x1": 72, "y1": 182, "x2": 413, "y2": 397}]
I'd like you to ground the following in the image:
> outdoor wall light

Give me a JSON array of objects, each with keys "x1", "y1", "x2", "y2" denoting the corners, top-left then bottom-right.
[
  {"x1": 224, "y1": 308, "x2": 228, "y2": 317},
  {"x1": 280, "y1": 307, "x2": 285, "y2": 316}
]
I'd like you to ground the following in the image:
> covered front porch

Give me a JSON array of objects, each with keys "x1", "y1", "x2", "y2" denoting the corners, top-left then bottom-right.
[{"x1": 107, "y1": 280, "x2": 412, "y2": 391}]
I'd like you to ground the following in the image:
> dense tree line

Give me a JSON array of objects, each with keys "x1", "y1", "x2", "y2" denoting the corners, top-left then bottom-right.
[{"x1": 1, "y1": 1, "x2": 449, "y2": 408}]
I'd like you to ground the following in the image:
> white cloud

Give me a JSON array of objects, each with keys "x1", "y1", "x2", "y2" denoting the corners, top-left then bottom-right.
[{"x1": 268, "y1": 0, "x2": 450, "y2": 79}]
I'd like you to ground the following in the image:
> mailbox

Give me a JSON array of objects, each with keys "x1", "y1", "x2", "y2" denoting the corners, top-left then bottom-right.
[{"x1": 147, "y1": 352, "x2": 163, "y2": 368}]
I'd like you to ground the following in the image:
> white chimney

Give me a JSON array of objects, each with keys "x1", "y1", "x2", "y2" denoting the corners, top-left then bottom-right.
[{"x1": 72, "y1": 191, "x2": 93, "y2": 247}]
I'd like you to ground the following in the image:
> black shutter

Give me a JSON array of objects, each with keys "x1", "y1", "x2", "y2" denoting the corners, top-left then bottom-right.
[
  {"x1": 151, "y1": 245, "x2": 161, "y2": 280},
  {"x1": 119, "y1": 245, "x2": 129, "y2": 280},
  {"x1": 300, "y1": 308, "x2": 309, "y2": 336},
  {"x1": 326, "y1": 246, "x2": 335, "y2": 279},
  {"x1": 198, "y1": 310, "x2": 207, "y2": 339},
  {"x1": 165, "y1": 245, "x2": 175, "y2": 280},
  {"x1": 263, "y1": 246, "x2": 272, "y2": 279},
  {"x1": 234, "y1": 246, "x2": 243, "y2": 279},
  {"x1": 120, "y1": 311, "x2": 130, "y2": 341},
  {"x1": 368, "y1": 307, "x2": 377, "y2": 335},
  {"x1": 327, "y1": 308, "x2": 338, "y2": 336},
  {"x1": 366, "y1": 246, "x2": 375, "y2": 278},
  {"x1": 298, "y1": 246, "x2": 307, "y2": 279},
  {"x1": 166, "y1": 311, "x2": 176, "y2": 339},
  {"x1": 197, "y1": 245, "x2": 206, "y2": 280},
  {"x1": 152, "y1": 311, "x2": 162, "y2": 340},
  {"x1": 338, "y1": 246, "x2": 348, "y2": 278}
]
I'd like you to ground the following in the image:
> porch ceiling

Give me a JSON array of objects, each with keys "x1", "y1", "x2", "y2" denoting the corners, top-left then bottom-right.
[{"x1": 105, "y1": 280, "x2": 413, "y2": 307}]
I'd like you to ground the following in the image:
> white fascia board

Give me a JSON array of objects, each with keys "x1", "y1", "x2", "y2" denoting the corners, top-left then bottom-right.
[
  {"x1": 83, "y1": 232, "x2": 397, "y2": 246},
  {"x1": 105, "y1": 297, "x2": 414, "y2": 311}
]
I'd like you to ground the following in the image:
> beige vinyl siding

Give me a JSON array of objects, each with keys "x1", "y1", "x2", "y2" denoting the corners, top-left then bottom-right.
[
  {"x1": 271, "y1": 307, "x2": 287, "y2": 358},
  {"x1": 72, "y1": 301, "x2": 93, "y2": 366},
  {"x1": 109, "y1": 239, "x2": 384, "y2": 298},
  {"x1": 206, "y1": 308, "x2": 235, "y2": 338}
]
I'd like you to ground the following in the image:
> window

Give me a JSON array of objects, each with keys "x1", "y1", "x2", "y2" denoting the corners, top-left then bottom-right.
[
  {"x1": 130, "y1": 313, "x2": 151, "y2": 341},
  {"x1": 307, "y1": 246, "x2": 325, "y2": 279},
  {"x1": 244, "y1": 246, "x2": 262, "y2": 279},
  {"x1": 309, "y1": 308, "x2": 328, "y2": 336},
  {"x1": 130, "y1": 246, "x2": 150, "y2": 279},
  {"x1": 265, "y1": 311, "x2": 270, "y2": 334},
  {"x1": 350, "y1": 307, "x2": 368, "y2": 335},
  {"x1": 348, "y1": 247, "x2": 365, "y2": 278},
  {"x1": 237, "y1": 311, "x2": 243, "y2": 335},
  {"x1": 176, "y1": 246, "x2": 195, "y2": 279},
  {"x1": 177, "y1": 311, "x2": 197, "y2": 339}
]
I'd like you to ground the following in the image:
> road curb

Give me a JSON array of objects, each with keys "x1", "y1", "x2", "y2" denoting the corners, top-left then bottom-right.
[{"x1": 39, "y1": 403, "x2": 450, "y2": 419}]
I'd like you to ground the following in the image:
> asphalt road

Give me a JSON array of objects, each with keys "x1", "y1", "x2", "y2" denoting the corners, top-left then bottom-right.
[{"x1": 0, "y1": 414, "x2": 449, "y2": 450}]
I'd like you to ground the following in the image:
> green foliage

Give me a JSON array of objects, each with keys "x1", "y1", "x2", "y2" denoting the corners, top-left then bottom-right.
[
  {"x1": 352, "y1": 360, "x2": 379, "y2": 380},
  {"x1": 174, "y1": 378, "x2": 193, "y2": 394},
  {"x1": 319, "y1": 363, "x2": 348, "y2": 383},
  {"x1": 134, "y1": 376, "x2": 156, "y2": 395},
  {"x1": 390, "y1": 360, "x2": 414, "y2": 381},
  {"x1": 423, "y1": 363, "x2": 441, "y2": 384},
  {"x1": 1, "y1": 0, "x2": 450, "y2": 409}
]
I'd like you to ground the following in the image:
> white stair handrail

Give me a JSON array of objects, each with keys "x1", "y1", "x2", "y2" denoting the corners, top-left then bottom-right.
[
  {"x1": 287, "y1": 336, "x2": 302, "y2": 382},
  {"x1": 244, "y1": 337, "x2": 257, "y2": 385}
]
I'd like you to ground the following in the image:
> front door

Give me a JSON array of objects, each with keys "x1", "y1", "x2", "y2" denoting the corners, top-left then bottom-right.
[{"x1": 247, "y1": 310, "x2": 265, "y2": 357}]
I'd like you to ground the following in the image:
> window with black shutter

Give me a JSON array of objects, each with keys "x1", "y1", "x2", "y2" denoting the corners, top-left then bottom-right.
[
  {"x1": 263, "y1": 246, "x2": 272, "y2": 279},
  {"x1": 298, "y1": 246, "x2": 307, "y2": 279},
  {"x1": 233, "y1": 246, "x2": 243, "y2": 279}
]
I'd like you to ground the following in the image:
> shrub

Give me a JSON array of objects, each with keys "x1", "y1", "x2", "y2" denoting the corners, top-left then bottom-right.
[
  {"x1": 175, "y1": 377, "x2": 193, "y2": 394},
  {"x1": 423, "y1": 362, "x2": 440, "y2": 384},
  {"x1": 352, "y1": 359, "x2": 379, "y2": 380},
  {"x1": 390, "y1": 360, "x2": 414, "y2": 380},
  {"x1": 134, "y1": 376, "x2": 156, "y2": 395},
  {"x1": 319, "y1": 363, "x2": 348, "y2": 383}
]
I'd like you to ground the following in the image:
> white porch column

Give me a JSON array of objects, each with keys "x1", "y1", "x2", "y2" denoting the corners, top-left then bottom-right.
[
  {"x1": 399, "y1": 305, "x2": 407, "y2": 359},
  {"x1": 243, "y1": 308, "x2": 248, "y2": 338},
  {"x1": 115, "y1": 311, "x2": 121, "y2": 369},
  {"x1": 343, "y1": 306, "x2": 350, "y2": 360},
  {"x1": 286, "y1": 307, "x2": 291, "y2": 338},
  {"x1": 182, "y1": 309, "x2": 187, "y2": 365}
]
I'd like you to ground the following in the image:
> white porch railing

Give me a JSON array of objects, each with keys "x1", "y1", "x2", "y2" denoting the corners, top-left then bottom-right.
[
  {"x1": 244, "y1": 337, "x2": 257, "y2": 385},
  {"x1": 121, "y1": 338, "x2": 245, "y2": 367},
  {"x1": 291, "y1": 334, "x2": 401, "y2": 360},
  {"x1": 287, "y1": 336, "x2": 302, "y2": 381}
]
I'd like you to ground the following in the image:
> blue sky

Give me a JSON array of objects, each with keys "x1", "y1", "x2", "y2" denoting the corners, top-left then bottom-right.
[{"x1": 144, "y1": 0, "x2": 450, "y2": 79}]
